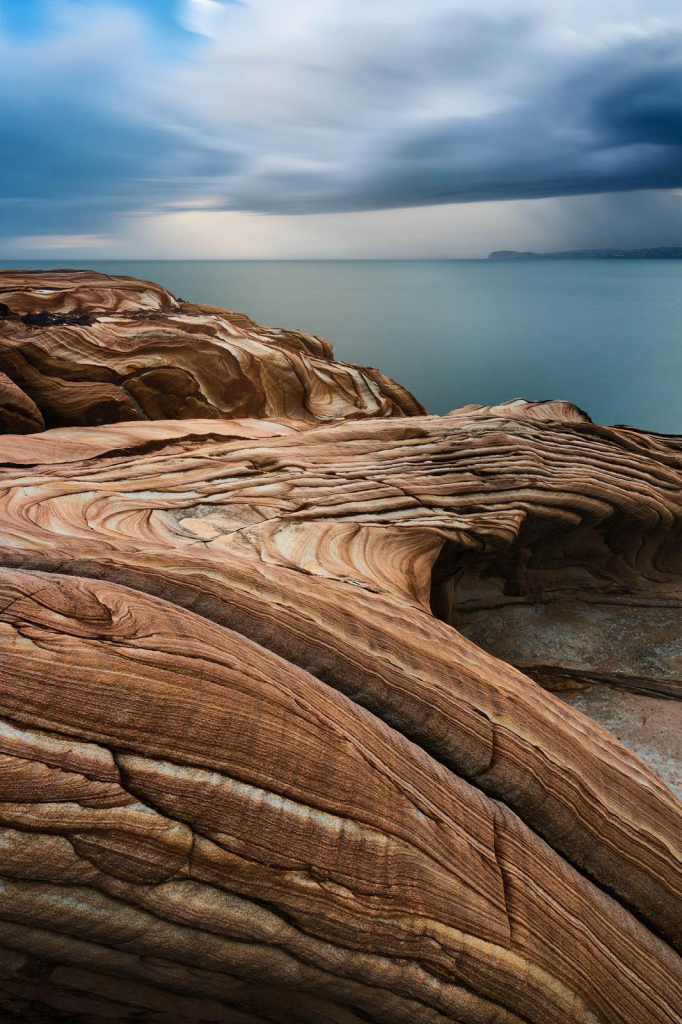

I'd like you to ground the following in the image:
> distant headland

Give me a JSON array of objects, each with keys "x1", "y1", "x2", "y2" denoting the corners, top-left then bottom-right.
[{"x1": 488, "y1": 246, "x2": 682, "y2": 260}]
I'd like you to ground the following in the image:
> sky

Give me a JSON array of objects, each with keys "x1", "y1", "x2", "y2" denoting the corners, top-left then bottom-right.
[{"x1": 2, "y1": 0, "x2": 682, "y2": 258}]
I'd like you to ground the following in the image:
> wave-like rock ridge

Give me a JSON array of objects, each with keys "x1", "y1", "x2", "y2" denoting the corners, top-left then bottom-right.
[{"x1": 0, "y1": 271, "x2": 680, "y2": 1024}]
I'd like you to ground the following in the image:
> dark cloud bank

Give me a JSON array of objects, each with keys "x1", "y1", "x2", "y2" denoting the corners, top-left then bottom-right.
[{"x1": 2, "y1": 3, "x2": 682, "y2": 239}]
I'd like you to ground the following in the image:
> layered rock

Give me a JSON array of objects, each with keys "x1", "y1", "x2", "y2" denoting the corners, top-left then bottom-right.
[
  {"x1": 0, "y1": 268, "x2": 178, "y2": 315},
  {"x1": 0, "y1": 273, "x2": 680, "y2": 1024},
  {"x1": 0, "y1": 372, "x2": 43, "y2": 434},
  {"x1": 0, "y1": 270, "x2": 423, "y2": 429},
  {"x1": 429, "y1": 400, "x2": 682, "y2": 698}
]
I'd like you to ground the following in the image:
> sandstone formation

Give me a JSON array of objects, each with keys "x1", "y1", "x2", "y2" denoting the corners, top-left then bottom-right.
[
  {"x1": 0, "y1": 272, "x2": 680, "y2": 1024},
  {"x1": 431, "y1": 400, "x2": 682, "y2": 699},
  {"x1": 560, "y1": 685, "x2": 682, "y2": 799},
  {"x1": 0, "y1": 371, "x2": 43, "y2": 434},
  {"x1": 0, "y1": 270, "x2": 423, "y2": 429}
]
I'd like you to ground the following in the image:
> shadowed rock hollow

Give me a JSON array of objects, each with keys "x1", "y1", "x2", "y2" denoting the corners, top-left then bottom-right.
[{"x1": 0, "y1": 271, "x2": 680, "y2": 1024}]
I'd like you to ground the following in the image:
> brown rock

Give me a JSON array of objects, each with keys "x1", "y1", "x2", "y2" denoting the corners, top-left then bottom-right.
[
  {"x1": 0, "y1": 372, "x2": 44, "y2": 434},
  {"x1": 430, "y1": 399, "x2": 682, "y2": 699},
  {"x1": 0, "y1": 269, "x2": 178, "y2": 315},
  {"x1": 559, "y1": 685, "x2": 682, "y2": 798},
  {"x1": 0, "y1": 273, "x2": 679, "y2": 1023},
  {"x1": 0, "y1": 270, "x2": 424, "y2": 430}
]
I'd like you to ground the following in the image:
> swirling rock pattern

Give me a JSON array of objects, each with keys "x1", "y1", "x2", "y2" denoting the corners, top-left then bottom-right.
[
  {"x1": 430, "y1": 400, "x2": 682, "y2": 699},
  {"x1": 0, "y1": 268, "x2": 178, "y2": 316},
  {"x1": 0, "y1": 273, "x2": 680, "y2": 1024},
  {"x1": 0, "y1": 270, "x2": 423, "y2": 429}
]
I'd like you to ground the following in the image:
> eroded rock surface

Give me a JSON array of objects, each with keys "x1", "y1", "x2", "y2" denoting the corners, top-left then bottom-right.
[
  {"x1": 431, "y1": 400, "x2": 682, "y2": 699},
  {"x1": 0, "y1": 372, "x2": 43, "y2": 434},
  {"x1": 0, "y1": 270, "x2": 423, "y2": 429},
  {"x1": 0, "y1": 273, "x2": 680, "y2": 1024},
  {"x1": 560, "y1": 685, "x2": 682, "y2": 798}
]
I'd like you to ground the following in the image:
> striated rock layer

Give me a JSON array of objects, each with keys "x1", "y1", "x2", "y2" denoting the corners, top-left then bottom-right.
[
  {"x1": 429, "y1": 400, "x2": 682, "y2": 699},
  {"x1": 0, "y1": 270, "x2": 424, "y2": 429},
  {"x1": 0, "y1": 273, "x2": 680, "y2": 1024}
]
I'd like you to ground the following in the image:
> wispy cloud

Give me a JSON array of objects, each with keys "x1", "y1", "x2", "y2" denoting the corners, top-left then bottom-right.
[
  {"x1": 10, "y1": 233, "x2": 112, "y2": 252},
  {"x1": 3, "y1": 0, "x2": 682, "y2": 243}
]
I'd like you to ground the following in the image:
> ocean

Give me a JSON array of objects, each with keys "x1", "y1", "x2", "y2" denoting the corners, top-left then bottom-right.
[{"x1": 3, "y1": 259, "x2": 681, "y2": 434}]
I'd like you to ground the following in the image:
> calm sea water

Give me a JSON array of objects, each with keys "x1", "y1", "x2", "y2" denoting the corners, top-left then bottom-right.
[{"x1": 3, "y1": 259, "x2": 681, "y2": 434}]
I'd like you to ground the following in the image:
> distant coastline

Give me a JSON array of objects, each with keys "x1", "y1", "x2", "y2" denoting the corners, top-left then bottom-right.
[{"x1": 488, "y1": 246, "x2": 682, "y2": 260}]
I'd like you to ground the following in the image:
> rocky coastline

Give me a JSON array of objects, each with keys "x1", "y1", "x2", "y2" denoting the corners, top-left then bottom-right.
[
  {"x1": 0, "y1": 270, "x2": 680, "y2": 1024},
  {"x1": 488, "y1": 246, "x2": 682, "y2": 259}
]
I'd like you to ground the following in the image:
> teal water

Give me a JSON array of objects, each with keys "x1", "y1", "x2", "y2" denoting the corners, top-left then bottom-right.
[{"x1": 3, "y1": 259, "x2": 681, "y2": 433}]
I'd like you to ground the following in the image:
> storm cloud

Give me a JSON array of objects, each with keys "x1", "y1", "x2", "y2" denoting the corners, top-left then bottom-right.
[{"x1": 3, "y1": 0, "x2": 682, "y2": 239}]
